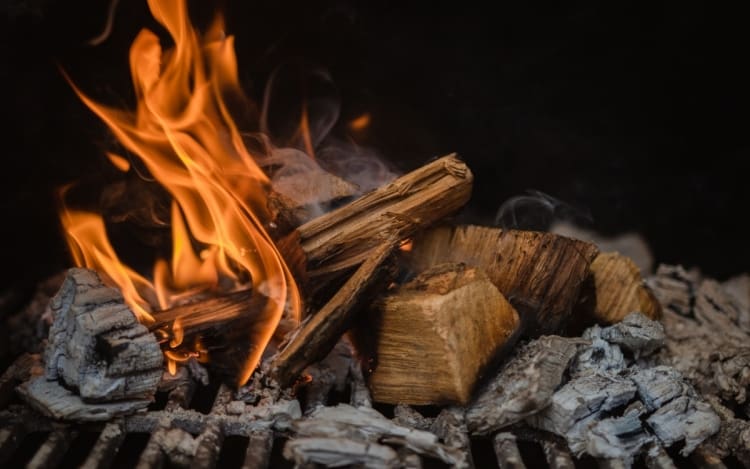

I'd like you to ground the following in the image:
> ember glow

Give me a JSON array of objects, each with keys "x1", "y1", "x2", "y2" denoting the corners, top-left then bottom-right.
[{"x1": 61, "y1": 0, "x2": 302, "y2": 385}]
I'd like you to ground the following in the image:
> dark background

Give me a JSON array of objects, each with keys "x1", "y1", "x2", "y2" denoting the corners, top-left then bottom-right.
[{"x1": 2, "y1": 0, "x2": 748, "y2": 294}]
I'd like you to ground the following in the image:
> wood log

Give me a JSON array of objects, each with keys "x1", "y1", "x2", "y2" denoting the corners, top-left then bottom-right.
[
  {"x1": 289, "y1": 153, "x2": 473, "y2": 284},
  {"x1": 269, "y1": 241, "x2": 397, "y2": 387},
  {"x1": 365, "y1": 263, "x2": 520, "y2": 405},
  {"x1": 407, "y1": 225, "x2": 599, "y2": 336},
  {"x1": 580, "y1": 252, "x2": 661, "y2": 324},
  {"x1": 18, "y1": 268, "x2": 162, "y2": 420}
]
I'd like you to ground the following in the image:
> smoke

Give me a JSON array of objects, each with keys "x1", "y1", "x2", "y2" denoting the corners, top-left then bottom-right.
[
  {"x1": 494, "y1": 190, "x2": 592, "y2": 231},
  {"x1": 258, "y1": 62, "x2": 398, "y2": 197}
]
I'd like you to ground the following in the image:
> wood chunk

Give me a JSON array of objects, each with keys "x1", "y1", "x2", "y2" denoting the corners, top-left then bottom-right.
[
  {"x1": 408, "y1": 225, "x2": 598, "y2": 335},
  {"x1": 41, "y1": 268, "x2": 162, "y2": 404},
  {"x1": 585, "y1": 252, "x2": 662, "y2": 323},
  {"x1": 270, "y1": 241, "x2": 396, "y2": 387},
  {"x1": 269, "y1": 166, "x2": 358, "y2": 229},
  {"x1": 647, "y1": 396, "x2": 720, "y2": 456},
  {"x1": 366, "y1": 263, "x2": 520, "y2": 405},
  {"x1": 467, "y1": 336, "x2": 584, "y2": 435},
  {"x1": 527, "y1": 373, "x2": 637, "y2": 455},
  {"x1": 292, "y1": 153, "x2": 473, "y2": 283},
  {"x1": 18, "y1": 376, "x2": 152, "y2": 421},
  {"x1": 585, "y1": 401, "x2": 655, "y2": 463}
]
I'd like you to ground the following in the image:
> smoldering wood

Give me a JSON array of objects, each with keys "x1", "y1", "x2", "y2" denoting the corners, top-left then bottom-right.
[
  {"x1": 431, "y1": 407, "x2": 474, "y2": 469},
  {"x1": 466, "y1": 335, "x2": 585, "y2": 435},
  {"x1": 493, "y1": 432, "x2": 526, "y2": 469},
  {"x1": 542, "y1": 440, "x2": 576, "y2": 469},
  {"x1": 581, "y1": 252, "x2": 662, "y2": 324},
  {"x1": 643, "y1": 444, "x2": 678, "y2": 469},
  {"x1": 289, "y1": 403, "x2": 464, "y2": 466},
  {"x1": 348, "y1": 359, "x2": 372, "y2": 408},
  {"x1": 527, "y1": 313, "x2": 720, "y2": 461},
  {"x1": 269, "y1": 165, "x2": 359, "y2": 229},
  {"x1": 44, "y1": 268, "x2": 163, "y2": 402},
  {"x1": 697, "y1": 396, "x2": 750, "y2": 468},
  {"x1": 283, "y1": 437, "x2": 399, "y2": 468},
  {"x1": 290, "y1": 153, "x2": 473, "y2": 284},
  {"x1": 408, "y1": 224, "x2": 599, "y2": 335},
  {"x1": 366, "y1": 263, "x2": 520, "y2": 405},
  {"x1": 270, "y1": 241, "x2": 396, "y2": 388},
  {"x1": 18, "y1": 376, "x2": 153, "y2": 422},
  {"x1": 647, "y1": 266, "x2": 750, "y2": 407}
]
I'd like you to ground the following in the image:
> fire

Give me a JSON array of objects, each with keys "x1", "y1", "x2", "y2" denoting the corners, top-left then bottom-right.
[{"x1": 60, "y1": 0, "x2": 302, "y2": 385}]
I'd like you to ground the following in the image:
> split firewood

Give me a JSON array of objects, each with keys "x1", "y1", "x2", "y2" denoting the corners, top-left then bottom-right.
[
  {"x1": 578, "y1": 252, "x2": 661, "y2": 325},
  {"x1": 466, "y1": 335, "x2": 584, "y2": 435},
  {"x1": 408, "y1": 225, "x2": 598, "y2": 335},
  {"x1": 18, "y1": 268, "x2": 162, "y2": 421},
  {"x1": 285, "y1": 153, "x2": 473, "y2": 287},
  {"x1": 364, "y1": 263, "x2": 520, "y2": 405},
  {"x1": 270, "y1": 241, "x2": 397, "y2": 388}
]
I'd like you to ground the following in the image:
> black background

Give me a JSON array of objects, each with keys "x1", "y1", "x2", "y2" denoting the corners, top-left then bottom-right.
[{"x1": 2, "y1": 0, "x2": 748, "y2": 292}]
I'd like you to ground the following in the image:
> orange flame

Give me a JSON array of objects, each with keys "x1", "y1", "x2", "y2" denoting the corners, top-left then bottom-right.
[{"x1": 61, "y1": 0, "x2": 301, "y2": 385}]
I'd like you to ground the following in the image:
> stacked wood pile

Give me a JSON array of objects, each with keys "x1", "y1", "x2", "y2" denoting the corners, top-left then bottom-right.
[{"x1": 7, "y1": 153, "x2": 748, "y2": 466}]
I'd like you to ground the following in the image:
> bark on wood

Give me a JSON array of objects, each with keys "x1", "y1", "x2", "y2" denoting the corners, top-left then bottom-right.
[
  {"x1": 289, "y1": 403, "x2": 464, "y2": 466},
  {"x1": 291, "y1": 153, "x2": 473, "y2": 284},
  {"x1": 45, "y1": 269, "x2": 162, "y2": 401},
  {"x1": 408, "y1": 224, "x2": 599, "y2": 335},
  {"x1": 466, "y1": 335, "x2": 584, "y2": 435},
  {"x1": 270, "y1": 241, "x2": 396, "y2": 388},
  {"x1": 582, "y1": 252, "x2": 662, "y2": 324},
  {"x1": 367, "y1": 263, "x2": 520, "y2": 405}
]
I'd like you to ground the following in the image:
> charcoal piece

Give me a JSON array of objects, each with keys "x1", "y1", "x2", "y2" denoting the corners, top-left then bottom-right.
[
  {"x1": 646, "y1": 396, "x2": 720, "y2": 455},
  {"x1": 599, "y1": 312, "x2": 666, "y2": 356},
  {"x1": 466, "y1": 335, "x2": 585, "y2": 435},
  {"x1": 585, "y1": 401, "x2": 655, "y2": 463}
]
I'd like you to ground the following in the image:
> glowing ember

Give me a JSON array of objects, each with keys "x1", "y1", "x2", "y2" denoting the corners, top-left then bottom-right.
[{"x1": 60, "y1": 0, "x2": 302, "y2": 385}]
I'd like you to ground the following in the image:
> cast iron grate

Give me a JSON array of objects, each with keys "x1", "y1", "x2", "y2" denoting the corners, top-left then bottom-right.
[{"x1": 0, "y1": 353, "x2": 723, "y2": 469}]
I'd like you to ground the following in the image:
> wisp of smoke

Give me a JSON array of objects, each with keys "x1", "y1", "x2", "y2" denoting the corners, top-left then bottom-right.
[{"x1": 494, "y1": 190, "x2": 593, "y2": 231}]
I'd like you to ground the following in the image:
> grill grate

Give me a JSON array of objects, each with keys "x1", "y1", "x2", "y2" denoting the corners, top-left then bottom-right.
[{"x1": 0, "y1": 354, "x2": 721, "y2": 469}]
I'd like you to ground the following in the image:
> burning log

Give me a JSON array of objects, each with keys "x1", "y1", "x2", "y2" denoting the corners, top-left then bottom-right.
[
  {"x1": 287, "y1": 153, "x2": 473, "y2": 286},
  {"x1": 579, "y1": 252, "x2": 662, "y2": 324},
  {"x1": 18, "y1": 268, "x2": 163, "y2": 421},
  {"x1": 270, "y1": 241, "x2": 397, "y2": 387},
  {"x1": 364, "y1": 263, "x2": 520, "y2": 405},
  {"x1": 407, "y1": 225, "x2": 599, "y2": 335}
]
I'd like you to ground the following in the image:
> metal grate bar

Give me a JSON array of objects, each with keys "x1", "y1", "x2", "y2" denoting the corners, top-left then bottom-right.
[
  {"x1": 27, "y1": 429, "x2": 78, "y2": 469},
  {"x1": 190, "y1": 384, "x2": 233, "y2": 469},
  {"x1": 136, "y1": 427, "x2": 167, "y2": 469},
  {"x1": 80, "y1": 422, "x2": 125, "y2": 469},
  {"x1": 241, "y1": 430, "x2": 273, "y2": 469},
  {"x1": 494, "y1": 432, "x2": 526, "y2": 469},
  {"x1": 644, "y1": 444, "x2": 677, "y2": 469},
  {"x1": 597, "y1": 458, "x2": 629, "y2": 469},
  {"x1": 690, "y1": 447, "x2": 728, "y2": 469},
  {"x1": 0, "y1": 422, "x2": 26, "y2": 463},
  {"x1": 542, "y1": 440, "x2": 575, "y2": 469}
]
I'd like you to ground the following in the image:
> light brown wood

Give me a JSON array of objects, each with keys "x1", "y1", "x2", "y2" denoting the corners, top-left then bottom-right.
[
  {"x1": 270, "y1": 241, "x2": 397, "y2": 387},
  {"x1": 585, "y1": 252, "x2": 662, "y2": 323},
  {"x1": 291, "y1": 154, "x2": 473, "y2": 284},
  {"x1": 366, "y1": 263, "x2": 520, "y2": 405},
  {"x1": 408, "y1": 225, "x2": 599, "y2": 336}
]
